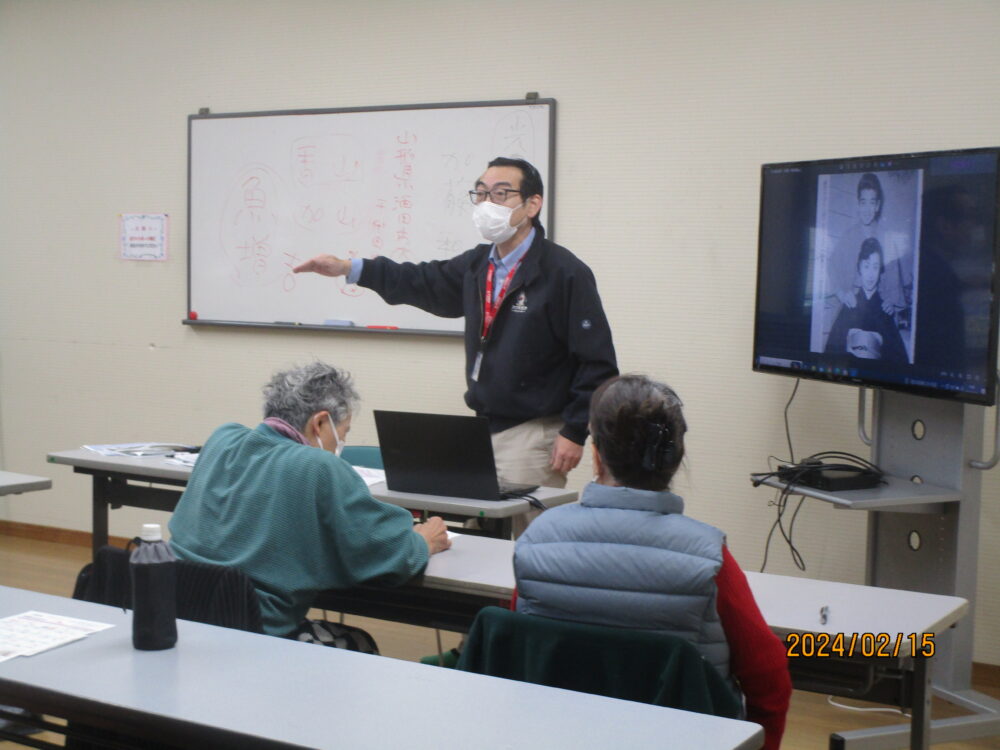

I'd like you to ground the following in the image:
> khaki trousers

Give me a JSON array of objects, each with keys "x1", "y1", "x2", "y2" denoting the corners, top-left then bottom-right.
[{"x1": 491, "y1": 415, "x2": 568, "y2": 537}]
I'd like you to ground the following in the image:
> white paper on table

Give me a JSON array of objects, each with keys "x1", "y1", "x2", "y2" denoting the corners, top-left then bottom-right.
[
  {"x1": 83, "y1": 443, "x2": 197, "y2": 457},
  {"x1": 165, "y1": 452, "x2": 199, "y2": 467},
  {"x1": 352, "y1": 466, "x2": 386, "y2": 487},
  {"x1": 0, "y1": 611, "x2": 114, "y2": 658}
]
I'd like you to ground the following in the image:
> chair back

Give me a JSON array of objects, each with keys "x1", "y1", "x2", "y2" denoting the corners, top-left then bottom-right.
[
  {"x1": 456, "y1": 606, "x2": 742, "y2": 719},
  {"x1": 67, "y1": 546, "x2": 264, "y2": 750},
  {"x1": 74, "y1": 545, "x2": 263, "y2": 634},
  {"x1": 340, "y1": 445, "x2": 384, "y2": 469}
]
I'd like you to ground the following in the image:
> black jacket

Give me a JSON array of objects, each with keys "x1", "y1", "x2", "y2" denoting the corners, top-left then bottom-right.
[{"x1": 359, "y1": 229, "x2": 617, "y2": 444}]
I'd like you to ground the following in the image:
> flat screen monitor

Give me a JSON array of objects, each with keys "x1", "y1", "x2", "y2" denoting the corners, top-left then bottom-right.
[{"x1": 753, "y1": 147, "x2": 1000, "y2": 405}]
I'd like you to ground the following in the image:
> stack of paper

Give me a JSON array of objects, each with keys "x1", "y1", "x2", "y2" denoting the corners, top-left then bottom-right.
[
  {"x1": 352, "y1": 466, "x2": 387, "y2": 487},
  {"x1": 84, "y1": 443, "x2": 198, "y2": 457},
  {"x1": 0, "y1": 611, "x2": 114, "y2": 662},
  {"x1": 164, "y1": 452, "x2": 199, "y2": 467}
]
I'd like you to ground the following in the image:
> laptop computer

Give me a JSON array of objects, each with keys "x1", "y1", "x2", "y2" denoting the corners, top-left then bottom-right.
[{"x1": 373, "y1": 410, "x2": 538, "y2": 500}]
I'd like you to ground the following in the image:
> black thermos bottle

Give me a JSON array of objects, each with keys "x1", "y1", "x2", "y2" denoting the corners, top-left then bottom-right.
[{"x1": 130, "y1": 523, "x2": 178, "y2": 650}]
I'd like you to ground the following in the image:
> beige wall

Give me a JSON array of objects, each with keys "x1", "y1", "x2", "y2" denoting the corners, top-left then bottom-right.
[{"x1": 2, "y1": 0, "x2": 998, "y2": 663}]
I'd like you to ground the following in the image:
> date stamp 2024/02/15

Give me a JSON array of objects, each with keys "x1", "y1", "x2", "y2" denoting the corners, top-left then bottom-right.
[{"x1": 785, "y1": 632, "x2": 936, "y2": 659}]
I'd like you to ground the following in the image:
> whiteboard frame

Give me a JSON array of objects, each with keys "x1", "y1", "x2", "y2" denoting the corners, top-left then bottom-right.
[{"x1": 185, "y1": 98, "x2": 557, "y2": 336}]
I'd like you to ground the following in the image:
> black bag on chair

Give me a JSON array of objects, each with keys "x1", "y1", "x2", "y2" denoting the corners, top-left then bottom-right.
[{"x1": 291, "y1": 618, "x2": 380, "y2": 654}]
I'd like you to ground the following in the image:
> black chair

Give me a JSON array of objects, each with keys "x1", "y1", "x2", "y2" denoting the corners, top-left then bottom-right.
[
  {"x1": 58, "y1": 546, "x2": 264, "y2": 750},
  {"x1": 73, "y1": 545, "x2": 263, "y2": 633},
  {"x1": 456, "y1": 606, "x2": 743, "y2": 719}
]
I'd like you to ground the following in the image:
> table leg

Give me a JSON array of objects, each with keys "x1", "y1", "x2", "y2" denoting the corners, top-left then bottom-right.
[
  {"x1": 91, "y1": 476, "x2": 110, "y2": 559},
  {"x1": 910, "y1": 656, "x2": 931, "y2": 750},
  {"x1": 484, "y1": 517, "x2": 512, "y2": 539}
]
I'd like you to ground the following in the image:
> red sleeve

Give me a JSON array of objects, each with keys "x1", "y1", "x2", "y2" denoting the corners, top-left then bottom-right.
[{"x1": 716, "y1": 546, "x2": 792, "y2": 750}]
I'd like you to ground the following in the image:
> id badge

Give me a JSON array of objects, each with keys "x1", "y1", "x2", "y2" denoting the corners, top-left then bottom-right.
[{"x1": 471, "y1": 351, "x2": 483, "y2": 382}]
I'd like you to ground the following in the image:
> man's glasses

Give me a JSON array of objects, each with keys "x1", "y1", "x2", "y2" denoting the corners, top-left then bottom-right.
[{"x1": 468, "y1": 187, "x2": 523, "y2": 205}]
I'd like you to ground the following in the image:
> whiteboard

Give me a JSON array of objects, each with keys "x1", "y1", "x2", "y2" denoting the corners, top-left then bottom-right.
[{"x1": 187, "y1": 99, "x2": 555, "y2": 334}]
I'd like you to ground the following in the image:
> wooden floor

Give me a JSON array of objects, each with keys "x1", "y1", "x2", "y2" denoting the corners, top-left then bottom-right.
[{"x1": 1, "y1": 532, "x2": 997, "y2": 749}]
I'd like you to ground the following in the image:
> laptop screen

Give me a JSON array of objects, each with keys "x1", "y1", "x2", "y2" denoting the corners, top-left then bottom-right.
[{"x1": 373, "y1": 410, "x2": 502, "y2": 499}]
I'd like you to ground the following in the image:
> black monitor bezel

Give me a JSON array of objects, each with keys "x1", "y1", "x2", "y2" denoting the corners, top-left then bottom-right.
[{"x1": 752, "y1": 146, "x2": 1000, "y2": 407}]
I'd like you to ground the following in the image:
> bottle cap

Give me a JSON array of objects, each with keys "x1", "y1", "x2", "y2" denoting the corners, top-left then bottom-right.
[{"x1": 139, "y1": 523, "x2": 162, "y2": 542}]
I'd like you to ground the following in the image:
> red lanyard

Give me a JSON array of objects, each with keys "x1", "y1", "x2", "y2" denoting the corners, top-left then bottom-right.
[{"x1": 481, "y1": 257, "x2": 523, "y2": 340}]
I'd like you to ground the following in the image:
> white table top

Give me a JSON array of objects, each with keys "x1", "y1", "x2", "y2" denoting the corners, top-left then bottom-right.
[
  {"x1": 46, "y1": 448, "x2": 577, "y2": 518},
  {"x1": 425, "y1": 536, "x2": 969, "y2": 639},
  {"x1": 0, "y1": 586, "x2": 763, "y2": 750},
  {"x1": 744, "y1": 571, "x2": 968, "y2": 638},
  {"x1": 48, "y1": 449, "x2": 191, "y2": 482},
  {"x1": 0, "y1": 471, "x2": 52, "y2": 496}
]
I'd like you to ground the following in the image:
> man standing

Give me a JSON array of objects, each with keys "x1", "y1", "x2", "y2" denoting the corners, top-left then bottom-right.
[{"x1": 294, "y1": 157, "x2": 617, "y2": 498}]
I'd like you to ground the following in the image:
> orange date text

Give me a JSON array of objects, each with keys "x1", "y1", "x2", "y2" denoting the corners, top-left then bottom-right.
[{"x1": 785, "y1": 632, "x2": 935, "y2": 658}]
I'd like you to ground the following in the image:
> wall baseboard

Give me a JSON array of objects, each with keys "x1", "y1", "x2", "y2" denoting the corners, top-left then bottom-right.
[
  {"x1": 0, "y1": 519, "x2": 130, "y2": 548},
  {"x1": 973, "y1": 662, "x2": 1000, "y2": 689}
]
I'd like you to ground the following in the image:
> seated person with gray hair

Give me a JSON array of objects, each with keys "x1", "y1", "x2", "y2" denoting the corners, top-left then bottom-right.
[
  {"x1": 514, "y1": 374, "x2": 791, "y2": 750},
  {"x1": 169, "y1": 361, "x2": 450, "y2": 649}
]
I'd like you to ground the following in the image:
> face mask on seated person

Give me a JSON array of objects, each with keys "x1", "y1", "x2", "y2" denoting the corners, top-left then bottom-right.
[
  {"x1": 316, "y1": 424, "x2": 346, "y2": 457},
  {"x1": 472, "y1": 200, "x2": 525, "y2": 244}
]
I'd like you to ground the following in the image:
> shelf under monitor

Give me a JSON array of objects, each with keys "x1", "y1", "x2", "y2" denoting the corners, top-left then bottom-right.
[{"x1": 754, "y1": 473, "x2": 961, "y2": 513}]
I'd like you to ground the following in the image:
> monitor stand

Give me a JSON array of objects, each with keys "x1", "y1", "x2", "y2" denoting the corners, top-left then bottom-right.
[{"x1": 850, "y1": 389, "x2": 998, "y2": 745}]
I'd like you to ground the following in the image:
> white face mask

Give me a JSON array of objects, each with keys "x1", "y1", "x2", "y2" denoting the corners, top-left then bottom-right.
[
  {"x1": 472, "y1": 200, "x2": 523, "y2": 244},
  {"x1": 316, "y1": 422, "x2": 346, "y2": 457}
]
